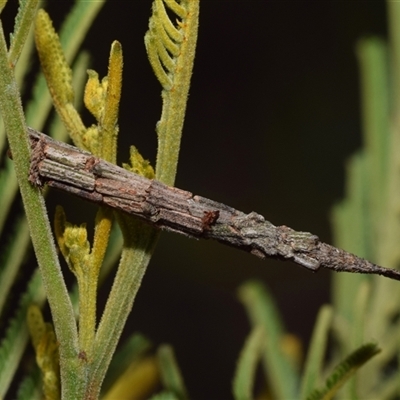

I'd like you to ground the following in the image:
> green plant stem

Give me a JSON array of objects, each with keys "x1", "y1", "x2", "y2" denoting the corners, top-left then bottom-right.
[
  {"x1": 356, "y1": 38, "x2": 389, "y2": 259},
  {"x1": 0, "y1": 20, "x2": 84, "y2": 399},
  {"x1": 233, "y1": 325, "x2": 265, "y2": 400},
  {"x1": 300, "y1": 305, "x2": 333, "y2": 399},
  {"x1": 80, "y1": 207, "x2": 113, "y2": 357},
  {"x1": 82, "y1": 3, "x2": 200, "y2": 395},
  {"x1": 157, "y1": 345, "x2": 188, "y2": 400},
  {"x1": 387, "y1": 0, "x2": 400, "y2": 115},
  {"x1": 8, "y1": 0, "x2": 39, "y2": 67},
  {"x1": 0, "y1": 218, "x2": 30, "y2": 313},
  {"x1": 86, "y1": 218, "x2": 158, "y2": 400},
  {"x1": 100, "y1": 40, "x2": 122, "y2": 163},
  {"x1": 0, "y1": 161, "x2": 19, "y2": 233},
  {"x1": 155, "y1": 0, "x2": 199, "y2": 186},
  {"x1": 238, "y1": 281, "x2": 299, "y2": 399},
  {"x1": 0, "y1": 269, "x2": 45, "y2": 398},
  {"x1": 24, "y1": 0, "x2": 105, "y2": 131}
]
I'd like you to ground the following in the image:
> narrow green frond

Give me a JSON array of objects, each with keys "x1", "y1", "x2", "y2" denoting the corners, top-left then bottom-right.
[
  {"x1": 155, "y1": 35, "x2": 176, "y2": 73},
  {"x1": 35, "y1": 9, "x2": 88, "y2": 149},
  {"x1": 238, "y1": 281, "x2": 299, "y2": 400},
  {"x1": 9, "y1": 0, "x2": 39, "y2": 67},
  {"x1": 24, "y1": 73, "x2": 50, "y2": 129},
  {"x1": 157, "y1": 345, "x2": 188, "y2": 400},
  {"x1": 0, "y1": 11, "x2": 82, "y2": 397},
  {"x1": 99, "y1": 221, "x2": 123, "y2": 283},
  {"x1": 35, "y1": 9, "x2": 74, "y2": 106},
  {"x1": 387, "y1": 1, "x2": 400, "y2": 113},
  {"x1": 16, "y1": 368, "x2": 42, "y2": 400},
  {"x1": 331, "y1": 153, "x2": 371, "y2": 258},
  {"x1": 90, "y1": 219, "x2": 158, "y2": 400},
  {"x1": 99, "y1": 39, "x2": 123, "y2": 162},
  {"x1": 13, "y1": 10, "x2": 35, "y2": 91},
  {"x1": 123, "y1": 145, "x2": 155, "y2": 179},
  {"x1": 351, "y1": 281, "x2": 370, "y2": 348},
  {"x1": 26, "y1": 305, "x2": 60, "y2": 400},
  {"x1": 330, "y1": 14, "x2": 400, "y2": 399},
  {"x1": 145, "y1": 0, "x2": 199, "y2": 186},
  {"x1": 58, "y1": 0, "x2": 105, "y2": 61},
  {"x1": 233, "y1": 325, "x2": 266, "y2": 400},
  {"x1": 151, "y1": 4, "x2": 180, "y2": 56},
  {"x1": 102, "y1": 334, "x2": 153, "y2": 395},
  {"x1": 0, "y1": 159, "x2": 18, "y2": 235},
  {"x1": 300, "y1": 305, "x2": 333, "y2": 399},
  {"x1": 0, "y1": 217, "x2": 30, "y2": 314},
  {"x1": 156, "y1": 0, "x2": 183, "y2": 44},
  {"x1": 145, "y1": 33, "x2": 173, "y2": 89},
  {"x1": 102, "y1": 356, "x2": 159, "y2": 400},
  {"x1": 0, "y1": 0, "x2": 7, "y2": 14},
  {"x1": 0, "y1": 3, "x2": 103, "y2": 282},
  {"x1": 164, "y1": 0, "x2": 186, "y2": 19},
  {"x1": 306, "y1": 343, "x2": 381, "y2": 400},
  {"x1": 145, "y1": 0, "x2": 192, "y2": 90},
  {"x1": 356, "y1": 38, "x2": 389, "y2": 201},
  {"x1": 0, "y1": 270, "x2": 46, "y2": 399},
  {"x1": 331, "y1": 281, "x2": 370, "y2": 399},
  {"x1": 330, "y1": 153, "x2": 370, "y2": 323},
  {"x1": 25, "y1": 0, "x2": 105, "y2": 130},
  {"x1": 355, "y1": 38, "x2": 390, "y2": 270},
  {"x1": 368, "y1": 371, "x2": 400, "y2": 399},
  {"x1": 50, "y1": 50, "x2": 91, "y2": 142},
  {"x1": 0, "y1": 48, "x2": 89, "y2": 320},
  {"x1": 149, "y1": 392, "x2": 180, "y2": 400}
]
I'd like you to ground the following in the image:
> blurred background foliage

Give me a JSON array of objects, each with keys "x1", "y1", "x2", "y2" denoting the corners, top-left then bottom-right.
[{"x1": 0, "y1": 1, "x2": 397, "y2": 398}]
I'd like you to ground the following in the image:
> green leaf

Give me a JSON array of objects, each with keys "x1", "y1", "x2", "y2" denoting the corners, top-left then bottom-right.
[
  {"x1": 0, "y1": 160, "x2": 19, "y2": 237},
  {"x1": 89, "y1": 219, "x2": 158, "y2": 400},
  {"x1": 233, "y1": 325, "x2": 266, "y2": 400},
  {"x1": 0, "y1": 270, "x2": 45, "y2": 399},
  {"x1": 145, "y1": 0, "x2": 200, "y2": 186},
  {"x1": 0, "y1": 217, "x2": 30, "y2": 314},
  {"x1": 25, "y1": 0, "x2": 106, "y2": 130},
  {"x1": 157, "y1": 344, "x2": 188, "y2": 400},
  {"x1": 34, "y1": 8, "x2": 88, "y2": 150},
  {"x1": 0, "y1": 2, "x2": 105, "y2": 397},
  {"x1": 102, "y1": 333, "x2": 153, "y2": 395},
  {"x1": 306, "y1": 343, "x2": 381, "y2": 400},
  {"x1": 123, "y1": 145, "x2": 155, "y2": 179},
  {"x1": 9, "y1": 0, "x2": 39, "y2": 67},
  {"x1": 16, "y1": 366, "x2": 42, "y2": 400},
  {"x1": 300, "y1": 305, "x2": 333, "y2": 399},
  {"x1": 238, "y1": 281, "x2": 299, "y2": 400},
  {"x1": 149, "y1": 391, "x2": 180, "y2": 400}
]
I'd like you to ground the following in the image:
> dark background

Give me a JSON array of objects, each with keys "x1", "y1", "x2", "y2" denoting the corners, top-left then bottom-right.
[{"x1": 3, "y1": 1, "x2": 388, "y2": 398}]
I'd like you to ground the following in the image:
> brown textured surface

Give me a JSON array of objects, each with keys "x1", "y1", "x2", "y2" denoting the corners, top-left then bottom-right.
[{"x1": 27, "y1": 127, "x2": 400, "y2": 281}]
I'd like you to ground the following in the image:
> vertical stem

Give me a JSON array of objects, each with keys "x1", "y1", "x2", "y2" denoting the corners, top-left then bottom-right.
[
  {"x1": 155, "y1": 0, "x2": 199, "y2": 186},
  {"x1": 87, "y1": 218, "x2": 158, "y2": 400},
  {"x1": 0, "y1": 21, "x2": 84, "y2": 398},
  {"x1": 387, "y1": 0, "x2": 400, "y2": 116},
  {"x1": 356, "y1": 38, "x2": 389, "y2": 257},
  {"x1": 80, "y1": 207, "x2": 113, "y2": 356}
]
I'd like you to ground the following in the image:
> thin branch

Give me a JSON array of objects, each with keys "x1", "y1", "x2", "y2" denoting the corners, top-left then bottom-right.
[
  {"x1": 0, "y1": 16, "x2": 83, "y2": 396},
  {"x1": 26, "y1": 127, "x2": 400, "y2": 282}
]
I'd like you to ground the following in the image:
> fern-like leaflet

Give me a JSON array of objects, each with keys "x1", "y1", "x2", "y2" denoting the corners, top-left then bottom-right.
[
  {"x1": 145, "y1": 0, "x2": 185, "y2": 90},
  {"x1": 144, "y1": 0, "x2": 199, "y2": 186},
  {"x1": 306, "y1": 343, "x2": 381, "y2": 400}
]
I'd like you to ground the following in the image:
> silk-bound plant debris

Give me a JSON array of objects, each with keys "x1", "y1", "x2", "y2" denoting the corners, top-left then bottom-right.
[{"x1": 0, "y1": 1, "x2": 398, "y2": 399}]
